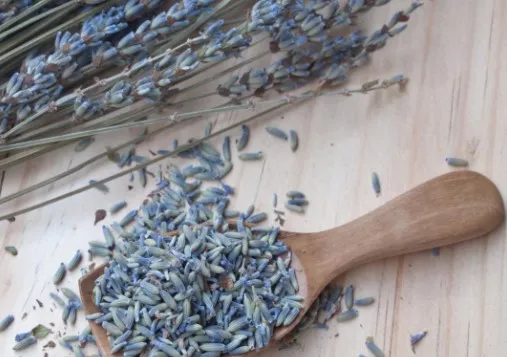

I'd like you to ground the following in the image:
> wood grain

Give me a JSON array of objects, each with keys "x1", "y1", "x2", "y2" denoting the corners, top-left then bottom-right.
[{"x1": 1, "y1": 0, "x2": 507, "y2": 356}]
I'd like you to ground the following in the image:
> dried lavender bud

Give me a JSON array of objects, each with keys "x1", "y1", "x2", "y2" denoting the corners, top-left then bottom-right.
[
  {"x1": 446, "y1": 157, "x2": 469, "y2": 167},
  {"x1": 410, "y1": 330, "x2": 428, "y2": 352},
  {"x1": 4, "y1": 246, "x2": 18, "y2": 256}
]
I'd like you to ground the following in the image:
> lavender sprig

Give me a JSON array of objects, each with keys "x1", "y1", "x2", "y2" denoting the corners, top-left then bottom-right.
[
  {"x1": 0, "y1": 73, "x2": 406, "y2": 217},
  {"x1": 0, "y1": 68, "x2": 407, "y2": 152},
  {"x1": 7, "y1": 42, "x2": 270, "y2": 147}
]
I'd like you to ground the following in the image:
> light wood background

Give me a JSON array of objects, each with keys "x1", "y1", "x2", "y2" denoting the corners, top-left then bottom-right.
[{"x1": 2, "y1": 0, "x2": 507, "y2": 356}]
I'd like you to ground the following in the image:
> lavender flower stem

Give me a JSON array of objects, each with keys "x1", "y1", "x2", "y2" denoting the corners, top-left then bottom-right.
[
  {"x1": 0, "y1": 102, "x2": 256, "y2": 151},
  {"x1": 160, "y1": 0, "x2": 239, "y2": 51},
  {"x1": 0, "y1": 75, "x2": 405, "y2": 207}
]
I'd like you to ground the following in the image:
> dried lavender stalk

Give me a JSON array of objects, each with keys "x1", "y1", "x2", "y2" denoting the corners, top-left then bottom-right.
[
  {"x1": 7, "y1": 38, "x2": 269, "y2": 148},
  {"x1": 0, "y1": 74, "x2": 406, "y2": 219},
  {"x1": 0, "y1": 71, "x2": 407, "y2": 153},
  {"x1": 218, "y1": 0, "x2": 421, "y2": 98},
  {"x1": 0, "y1": 0, "x2": 102, "y2": 31}
]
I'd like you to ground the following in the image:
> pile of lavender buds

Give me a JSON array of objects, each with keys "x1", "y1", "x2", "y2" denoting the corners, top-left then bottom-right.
[{"x1": 87, "y1": 149, "x2": 302, "y2": 356}]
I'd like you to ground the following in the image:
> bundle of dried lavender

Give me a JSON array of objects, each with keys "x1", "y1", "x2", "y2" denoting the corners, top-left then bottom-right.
[
  {"x1": 0, "y1": 0, "x2": 421, "y2": 215},
  {"x1": 0, "y1": 1, "x2": 419, "y2": 154},
  {"x1": 0, "y1": 0, "x2": 237, "y2": 136}
]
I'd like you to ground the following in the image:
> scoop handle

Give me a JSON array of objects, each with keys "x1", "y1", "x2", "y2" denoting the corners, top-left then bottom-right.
[{"x1": 289, "y1": 171, "x2": 505, "y2": 293}]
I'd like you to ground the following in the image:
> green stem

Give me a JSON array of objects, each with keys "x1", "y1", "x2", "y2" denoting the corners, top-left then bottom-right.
[
  {"x1": 0, "y1": 2, "x2": 79, "y2": 57},
  {"x1": 0, "y1": 107, "x2": 148, "y2": 171},
  {"x1": 170, "y1": 92, "x2": 216, "y2": 106},
  {"x1": 9, "y1": 107, "x2": 75, "y2": 143},
  {"x1": 0, "y1": 142, "x2": 65, "y2": 171},
  {"x1": 0, "y1": 51, "x2": 27, "y2": 77}
]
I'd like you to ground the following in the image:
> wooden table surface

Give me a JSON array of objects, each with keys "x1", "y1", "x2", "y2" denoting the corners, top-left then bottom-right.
[{"x1": 1, "y1": 0, "x2": 507, "y2": 356}]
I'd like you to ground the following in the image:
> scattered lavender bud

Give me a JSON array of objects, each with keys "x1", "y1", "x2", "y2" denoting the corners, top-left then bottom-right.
[
  {"x1": 365, "y1": 336, "x2": 385, "y2": 357},
  {"x1": 265, "y1": 126, "x2": 288, "y2": 140},
  {"x1": 0, "y1": 315, "x2": 14, "y2": 331},
  {"x1": 446, "y1": 157, "x2": 469, "y2": 167},
  {"x1": 371, "y1": 172, "x2": 381, "y2": 196},
  {"x1": 289, "y1": 130, "x2": 299, "y2": 152},
  {"x1": 4, "y1": 246, "x2": 18, "y2": 256},
  {"x1": 410, "y1": 330, "x2": 428, "y2": 352}
]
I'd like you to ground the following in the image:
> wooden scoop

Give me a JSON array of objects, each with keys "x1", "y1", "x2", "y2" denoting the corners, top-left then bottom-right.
[{"x1": 79, "y1": 171, "x2": 504, "y2": 357}]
